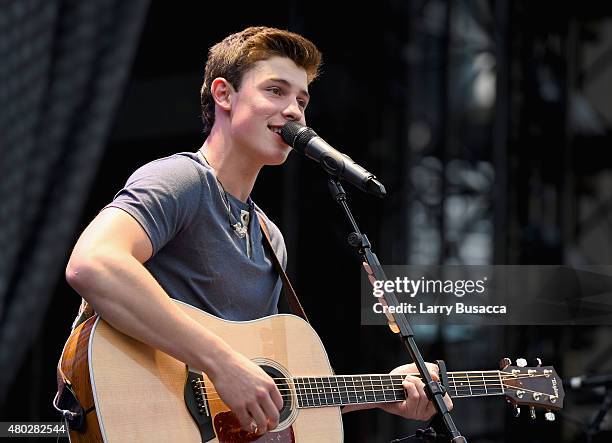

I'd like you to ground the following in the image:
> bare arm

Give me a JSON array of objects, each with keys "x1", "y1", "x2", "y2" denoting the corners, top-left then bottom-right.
[{"x1": 66, "y1": 207, "x2": 281, "y2": 435}]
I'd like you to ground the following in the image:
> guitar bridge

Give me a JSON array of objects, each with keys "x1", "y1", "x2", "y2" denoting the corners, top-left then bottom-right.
[{"x1": 184, "y1": 367, "x2": 215, "y2": 441}]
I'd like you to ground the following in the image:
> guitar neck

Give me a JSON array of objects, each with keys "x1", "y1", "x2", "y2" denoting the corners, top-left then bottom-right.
[{"x1": 293, "y1": 371, "x2": 505, "y2": 408}]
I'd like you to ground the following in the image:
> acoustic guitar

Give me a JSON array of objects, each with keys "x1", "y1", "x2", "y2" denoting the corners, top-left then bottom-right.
[{"x1": 55, "y1": 299, "x2": 564, "y2": 442}]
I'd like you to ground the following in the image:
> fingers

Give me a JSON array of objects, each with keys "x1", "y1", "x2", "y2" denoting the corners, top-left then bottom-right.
[
  {"x1": 387, "y1": 362, "x2": 450, "y2": 421},
  {"x1": 244, "y1": 381, "x2": 281, "y2": 435},
  {"x1": 402, "y1": 377, "x2": 421, "y2": 417},
  {"x1": 260, "y1": 387, "x2": 281, "y2": 431},
  {"x1": 405, "y1": 372, "x2": 454, "y2": 421},
  {"x1": 414, "y1": 376, "x2": 434, "y2": 420},
  {"x1": 229, "y1": 376, "x2": 282, "y2": 435},
  {"x1": 247, "y1": 402, "x2": 269, "y2": 436},
  {"x1": 426, "y1": 362, "x2": 440, "y2": 380},
  {"x1": 403, "y1": 376, "x2": 435, "y2": 421},
  {"x1": 270, "y1": 383, "x2": 284, "y2": 411}
]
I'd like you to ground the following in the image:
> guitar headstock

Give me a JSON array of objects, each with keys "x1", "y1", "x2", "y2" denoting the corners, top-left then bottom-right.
[{"x1": 500, "y1": 358, "x2": 564, "y2": 420}]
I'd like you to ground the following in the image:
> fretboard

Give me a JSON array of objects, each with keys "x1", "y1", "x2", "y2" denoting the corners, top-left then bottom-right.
[{"x1": 292, "y1": 371, "x2": 505, "y2": 408}]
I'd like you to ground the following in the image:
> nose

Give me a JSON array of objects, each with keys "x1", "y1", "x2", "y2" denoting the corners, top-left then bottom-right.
[{"x1": 282, "y1": 99, "x2": 304, "y2": 123}]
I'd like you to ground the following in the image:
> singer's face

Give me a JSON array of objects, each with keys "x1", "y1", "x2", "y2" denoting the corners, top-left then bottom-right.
[{"x1": 228, "y1": 56, "x2": 310, "y2": 165}]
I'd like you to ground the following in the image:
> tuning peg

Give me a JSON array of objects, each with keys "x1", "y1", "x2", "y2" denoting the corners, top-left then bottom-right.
[
  {"x1": 500, "y1": 357, "x2": 512, "y2": 370},
  {"x1": 529, "y1": 407, "x2": 536, "y2": 420},
  {"x1": 544, "y1": 411, "x2": 555, "y2": 422},
  {"x1": 533, "y1": 358, "x2": 542, "y2": 367},
  {"x1": 516, "y1": 358, "x2": 527, "y2": 368},
  {"x1": 512, "y1": 405, "x2": 521, "y2": 418}
]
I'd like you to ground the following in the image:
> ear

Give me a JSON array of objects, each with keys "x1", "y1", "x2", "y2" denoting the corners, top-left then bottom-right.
[{"x1": 210, "y1": 77, "x2": 233, "y2": 112}]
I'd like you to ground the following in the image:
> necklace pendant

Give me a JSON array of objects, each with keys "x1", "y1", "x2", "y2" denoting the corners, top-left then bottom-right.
[{"x1": 232, "y1": 223, "x2": 248, "y2": 238}]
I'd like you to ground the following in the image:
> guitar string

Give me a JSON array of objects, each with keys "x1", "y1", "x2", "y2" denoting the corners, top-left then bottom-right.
[
  {"x1": 196, "y1": 383, "x2": 553, "y2": 403},
  {"x1": 196, "y1": 386, "x2": 557, "y2": 402},
  {"x1": 194, "y1": 379, "x2": 555, "y2": 402},
  {"x1": 194, "y1": 382, "x2": 532, "y2": 397},
  {"x1": 194, "y1": 372, "x2": 552, "y2": 392},
  {"x1": 194, "y1": 374, "x2": 552, "y2": 397},
  {"x1": 194, "y1": 371, "x2": 551, "y2": 386},
  {"x1": 195, "y1": 381, "x2": 509, "y2": 391}
]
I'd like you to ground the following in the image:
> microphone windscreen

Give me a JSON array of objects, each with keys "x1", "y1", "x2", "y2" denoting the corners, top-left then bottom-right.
[{"x1": 281, "y1": 121, "x2": 317, "y2": 152}]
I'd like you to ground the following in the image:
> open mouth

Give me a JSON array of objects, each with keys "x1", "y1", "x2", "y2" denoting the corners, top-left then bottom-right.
[{"x1": 267, "y1": 124, "x2": 283, "y2": 136}]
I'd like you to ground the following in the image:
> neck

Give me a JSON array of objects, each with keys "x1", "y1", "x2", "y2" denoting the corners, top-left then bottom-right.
[
  {"x1": 200, "y1": 132, "x2": 262, "y2": 203},
  {"x1": 292, "y1": 371, "x2": 505, "y2": 408}
]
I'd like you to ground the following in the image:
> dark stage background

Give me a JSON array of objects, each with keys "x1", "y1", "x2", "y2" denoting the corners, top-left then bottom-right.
[{"x1": 2, "y1": 1, "x2": 612, "y2": 442}]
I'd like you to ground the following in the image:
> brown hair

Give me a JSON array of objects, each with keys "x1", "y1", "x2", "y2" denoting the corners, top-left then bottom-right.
[{"x1": 200, "y1": 26, "x2": 322, "y2": 136}]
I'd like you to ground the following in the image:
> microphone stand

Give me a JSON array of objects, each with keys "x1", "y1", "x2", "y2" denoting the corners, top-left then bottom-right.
[{"x1": 328, "y1": 179, "x2": 467, "y2": 443}]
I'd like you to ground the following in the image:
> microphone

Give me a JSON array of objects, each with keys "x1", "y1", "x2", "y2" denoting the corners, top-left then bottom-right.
[
  {"x1": 567, "y1": 374, "x2": 612, "y2": 389},
  {"x1": 280, "y1": 121, "x2": 386, "y2": 198}
]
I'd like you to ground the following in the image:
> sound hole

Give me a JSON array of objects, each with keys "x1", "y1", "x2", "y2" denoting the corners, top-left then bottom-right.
[
  {"x1": 212, "y1": 363, "x2": 296, "y2": 442},
  {"x1": 260, "y1": 364, "x2": 293, "y2": 423}
]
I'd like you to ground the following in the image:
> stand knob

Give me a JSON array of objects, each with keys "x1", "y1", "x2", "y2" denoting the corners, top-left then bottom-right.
[
  {"x1": 500, "y1": 357, "x2": 512, "y2": 370},
  {"x1": 516, "y1": 358, "x2": 527, "y2": 368},
  {"x1": 533, "y1": 357, "x2": 542, "y2": 367},
  {"x1": 513, "y1": 405, "x2": 521, "y2": 418},
  {"x1": 545, "y1": 412, "x2": 555, "y2": 422},
  {"x1": 529, "y1": 407, "x2": 536, "y2": 420}
]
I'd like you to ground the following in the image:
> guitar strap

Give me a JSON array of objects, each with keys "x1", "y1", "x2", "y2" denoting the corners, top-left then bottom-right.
[{"x1": 256, "y1": 212, "x2": 310, "y2": 324}]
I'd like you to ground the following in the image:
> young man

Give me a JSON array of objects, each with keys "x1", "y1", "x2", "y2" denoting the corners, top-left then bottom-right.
[{"x1": 66, "y1": 26, "x2": 451, "y2": 437}]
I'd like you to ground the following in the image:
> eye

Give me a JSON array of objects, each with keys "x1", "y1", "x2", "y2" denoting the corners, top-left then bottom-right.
[
  {"x1": 297, "y1": 99, "x2": 307, "y2": 109},
  {"x1": 268, "y1": 86, "x2": 282, "y2": 96}
]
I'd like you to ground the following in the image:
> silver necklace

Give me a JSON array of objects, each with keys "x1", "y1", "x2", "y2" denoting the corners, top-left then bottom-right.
[{"x1": 198, "y1": 150, "x2": 251, "y2": 240}]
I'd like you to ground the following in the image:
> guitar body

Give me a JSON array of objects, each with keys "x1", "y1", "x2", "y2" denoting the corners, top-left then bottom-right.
[{"x1": 59, "y1": 300, "x2": 343, "y2": 442}]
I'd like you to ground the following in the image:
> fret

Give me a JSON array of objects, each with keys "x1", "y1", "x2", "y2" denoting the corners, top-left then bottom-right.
[
  {"x1": 470, "y1": 372, "x2": 486, "y2": 396},
  {"x1": 305, "y1": 378, "x2": 313, "y2": 407},
  {"x1": 391, "y1": 375, "x2": 403, "y2": 401},
  {"x1": 350, "y1": 375, "x2": 363, "y2": 403},
  {"x1": 331, "y1": 377, "x2": 342, "y2": 405},
  {"x1": 354, "y1": 376, "x2": 366, "y2": 404},
  {"x1": 338, "y1": 376, "x2": 351, "y2": 405},
  {"x1": 380, "y1": 375, "x2": 389, "y2": 402},
  {"x1": 294, "y1": 378, "x2": 301, "y2": 408},
  {"x1": 364, "y1": 376, "x2": 375, "y2": 403},
  {"x1": 310, "y1": 377, "x2": 317, "y2": 406},
  {"x1": 321, "y1": 377, "x2": 334, "y2": 406},
  {"x1": 447, "y1": 371, "x2": 504, "y2": 398},
  {"x1": 306, "y1": 377, "x2": 316, "y2": 407},
  {"x1": 450, "y1": 372, "x2": 471, "y2": 397},
  {"x1": 485, "y1": 371, "x2": 504, "y2": 395},
  {"x1": 372, "y1": 375, "x2": 386, "y2": 402},
  {"x1": 385, "y1": 375, "x2": 400, "y2": 403},
  {"x1": 386, "y1": 375, "x2": 404, "y2": 402},
  {"x1": 295, "y1": 370, "x2": 508, "y2": 408},
  {"x1": 322, "y1": 377, "x2": 333, "y2": 405},
  {"x1": 321, "y1": 376, "x2": 330, "y2": 405},
  {"x1": 448, "y1": 373, "x2": 458, "y2": 397},
  {"x1": 319, "y1": 377, "x2": 327, "y2": 406},
  {"x1": 293, "y1": 378, "x2": 300, "y2": 407},
  {"x1": 294, "y1": 378, "x2": 303, "y2": 408},
  {"x1": 466, "y1": 373, "x2": 473, "y2": 396},
  {"x1": 316, "y1": 377, "x2": 326, "y2": 406},
  {"x1": 304, "y1": 377, "x2": 314, "y2": 407}
]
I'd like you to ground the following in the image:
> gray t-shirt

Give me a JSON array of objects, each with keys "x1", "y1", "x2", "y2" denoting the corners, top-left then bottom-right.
[{"x1": 106, "y1": 151, "x2": 287, "y2": 321}]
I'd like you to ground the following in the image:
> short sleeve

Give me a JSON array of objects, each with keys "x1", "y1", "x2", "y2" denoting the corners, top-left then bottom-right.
[{"x1": 105, "y1": 156, "x2": 203, "y2": 255}]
